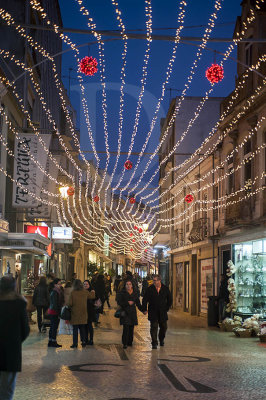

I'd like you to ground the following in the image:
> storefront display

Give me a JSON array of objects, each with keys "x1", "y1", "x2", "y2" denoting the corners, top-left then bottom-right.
[{"x1": 233, "y1": 239, "x2": 266, "y2": 317}]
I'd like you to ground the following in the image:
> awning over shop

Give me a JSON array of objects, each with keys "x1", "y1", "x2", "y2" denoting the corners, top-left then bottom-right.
[{"x1": 0, "y1": 232, "x2": 50, "y2": 256}]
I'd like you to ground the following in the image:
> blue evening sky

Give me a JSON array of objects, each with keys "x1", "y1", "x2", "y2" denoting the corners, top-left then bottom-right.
[{"x1": 59, "y1": 0, "x2": 242, "y2": 193}]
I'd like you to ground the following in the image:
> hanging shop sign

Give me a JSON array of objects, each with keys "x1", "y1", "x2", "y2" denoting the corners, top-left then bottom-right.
[
  {"x1": 12, "y1": 134, "x2": 51, "y2": 208},
  {"x1": 52, "y1": 227, "x2": 73, "y2": 243},
  {"x1": 24, "y1": 225, "x2": 49, "y2": 238}
]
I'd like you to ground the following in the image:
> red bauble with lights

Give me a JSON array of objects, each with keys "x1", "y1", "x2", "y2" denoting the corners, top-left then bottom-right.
[
  {"x1": 79, "y1": 56, "x2": 98, "y2": 76},
  {"x1": 205, "y1": 63, "x2": 224, "y2": 84},
  {"x1": 144, "y1": 241, "x2": 147, "y2": 244},
  {"x1": 145, "y1": 249, "x2": 148, "y2": 253},
  {"x1": 130, "y1": 232, "x2": 133, "y2": 236},
  {"x1": 67, "y1": 186, "x2": 75, "y2": 196},
  {"x1": 124, "y1": 160, "x2": 133, "y2": 170},
  {"x1": 130, "y1": 248, "x2": 133, "y2": 252},
  {"x1": 138, "y1": 228, "x2": 143, "y2": 233},
  {"x1": 79, "y1": 229, "x2": 84, "y2": 235},
  {"x1": 185, "y1": 194, "x2": 194, "y2": 203},
  {"x1": 132, "y1": 239, "x2": 135, "y2": 243},
  {"x1": 134, "y1": 226, "x2": 138, "y2": 230},
  {"x1": 94, "y1": 195, "x2": 99, "y2": 202},
  {"x1": 110, "y1": 243, "x2": 113, "y2": 247},
  {"x1": 129, "y1": 197, "x2": 136, "y2": 204}
]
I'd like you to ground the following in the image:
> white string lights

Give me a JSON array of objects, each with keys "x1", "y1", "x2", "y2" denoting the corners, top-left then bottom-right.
[{"x1": 0, "y1": 0, "x2": 265, "y2": 262}]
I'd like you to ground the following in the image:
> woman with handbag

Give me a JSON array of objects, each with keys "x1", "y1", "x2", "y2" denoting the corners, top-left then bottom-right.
[
  {"x1": 116, "y1": 279, "x2": 143, "y2": 349},
  {"x1": 92, "y1": 274, "x2": 105, "y2": 326},
  {"x1": 67, "y1": 279, "x2": 95, "y2": 348},
  {"x1": 83, "y1": 280, "x2": 96, "y2": 345}
]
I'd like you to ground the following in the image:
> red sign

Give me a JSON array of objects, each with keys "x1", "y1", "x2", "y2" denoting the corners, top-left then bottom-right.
[{"x1": 24, "y1": 225, "x2": 49, "y2": 238}]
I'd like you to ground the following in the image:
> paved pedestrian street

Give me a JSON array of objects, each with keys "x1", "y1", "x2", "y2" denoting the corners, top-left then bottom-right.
[{"x1": 15, "y1": 301, "x2": 265, "y2": 400}]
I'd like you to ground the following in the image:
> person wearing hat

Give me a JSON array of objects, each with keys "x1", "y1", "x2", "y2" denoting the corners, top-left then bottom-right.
[{"x1": 0, "y1": 276, "x2": 30, "y2": 399}]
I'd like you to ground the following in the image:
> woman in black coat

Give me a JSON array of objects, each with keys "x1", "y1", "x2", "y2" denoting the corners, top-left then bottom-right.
[
  {"x1": 116, "y1": 279, "x2": 143, "y2": 349},
  {"x1": 83, "y1": 280, "x2": 96, "y2": 345},
  {"x1": 92, "y1": 274, "x2": 105, "y2": 325},
  {"x1": 0, "y1": 276, "x2": 30, "y2": 400},
  {"x1": 32, "y1": 276, "x2": 50, "y2": 332}
]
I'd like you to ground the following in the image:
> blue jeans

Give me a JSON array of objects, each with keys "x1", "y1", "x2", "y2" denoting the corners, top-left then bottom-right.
[
  {"x1": 49, "y1": 315, "x2": 60, "y2": 342},
  {"x1": 0, "y1": 371, "x2": 17, "y2": 400}
]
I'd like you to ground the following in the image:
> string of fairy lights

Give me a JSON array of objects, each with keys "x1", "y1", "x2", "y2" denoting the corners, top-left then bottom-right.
[{"x1": 0, "y1": 0, "x2": 265, "y2": 260}]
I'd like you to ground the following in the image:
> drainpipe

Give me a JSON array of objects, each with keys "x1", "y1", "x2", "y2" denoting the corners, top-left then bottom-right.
[{"x1": 212, "y1": 152, "x2": 215, "y2": 297}]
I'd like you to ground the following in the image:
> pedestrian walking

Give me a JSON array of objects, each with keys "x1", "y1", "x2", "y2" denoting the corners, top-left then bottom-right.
[
  {"x1": 0, "y1": 276, "x2": 30, "y2": 400},
  {"x1": 68, "y1": 279, "x2": 95, "y2": 348},
  {"x1": 92, "y1": 274, "x2": 105, "y2": 325},
  {"x1": 114, "y1": 275, "x2": 122, "y2": 294},
  {"x1": 104, "y1": 274, "x2": 112, "y2": 308},
  {"x1": 47, "y1": 278, "x2": 64, "y2": 348},
  {"x1": 32, "y1": 276, "x2": 49, "y2": 333},
  {"x1": 142, "y1": 274, "x2": 172, "y2": 349},
  {"x1": 218, "y1": 274, "x2": 229, "y2": 322},
  {"x1": 83, "y1": 280, "x2": 96, "y2": 345},
  {"x1": 116, "y1": 279, "x2": 143, "y2": 349}
]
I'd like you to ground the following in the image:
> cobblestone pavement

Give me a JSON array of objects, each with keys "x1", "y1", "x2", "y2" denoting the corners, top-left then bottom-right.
[{"x1": 15, "y1": 296, "x2": 265, "y2": 400}]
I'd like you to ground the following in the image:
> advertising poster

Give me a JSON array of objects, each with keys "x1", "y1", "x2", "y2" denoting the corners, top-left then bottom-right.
[{"x1": 200, "y1": 258, "x2": 217, "y2": 313}]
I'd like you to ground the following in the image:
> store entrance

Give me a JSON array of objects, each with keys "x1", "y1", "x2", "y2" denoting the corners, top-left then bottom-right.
[{"x1": 184, "y1": 261, "x2": 190, "y2": 312}]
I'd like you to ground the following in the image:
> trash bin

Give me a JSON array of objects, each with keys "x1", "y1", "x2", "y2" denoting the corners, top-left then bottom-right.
[{"x1": 207, "y1": 296, "x2": 219, "y2": 326}]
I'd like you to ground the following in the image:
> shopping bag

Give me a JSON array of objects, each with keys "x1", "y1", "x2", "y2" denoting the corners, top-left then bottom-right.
[{"x1": 58, "y1": 318, "x2": 73, "y2": 335}]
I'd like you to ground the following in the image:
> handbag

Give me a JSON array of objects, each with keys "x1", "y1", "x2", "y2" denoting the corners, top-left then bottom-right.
[
  {"x1": 60, "y1": 305, "x2": 71, "y2": 320},
  {"x1": 94, "y1": 298, "x2": 102, "y2": 309},
  {"x1": 114, "y1": 308, "x2": 126, "y2": 318}
]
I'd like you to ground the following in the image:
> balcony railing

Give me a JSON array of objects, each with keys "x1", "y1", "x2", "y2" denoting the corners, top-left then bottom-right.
[{"x1": 225, "y1": 192, "x2": 254, "y2": 225}]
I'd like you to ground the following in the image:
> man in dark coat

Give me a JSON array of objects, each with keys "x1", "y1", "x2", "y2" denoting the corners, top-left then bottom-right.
[
  {"x1": 142, "y1": 274, "x2": 172, "y2": 349},
  {"x1": 0, "y1": 276, "x2": 30, "y2": 400}
]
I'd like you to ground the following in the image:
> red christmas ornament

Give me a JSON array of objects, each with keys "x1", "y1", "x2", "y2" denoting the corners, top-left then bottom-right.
[
  {"x1": 130, "y1": 248, "x2": 133, "y2": 252},
  {"x1": 67, "y1": 186, "x2": 75, "y2": 196},
  {"x1": 145, "y1": 249, "x2": 147, "y2": 253},
  {"x1": 138, "y1": 228, "x2": 143, "y2": 233},
  {"x1": 132, "y1": 239, "x2": 135, "y2": 243},
  {"x1": 134, "y1": 226, "x2": 138, "y2": 230},
  {"x1": 144, "y1": 241, "x2": 147, "y2": 244},
  {"x1": 79, "y1": 56, "x2": 98, "y2": 76},
  {"x1": 124, "y1": 160, "x2": 133, "y2": 170},
  {"x1": 130, "y1": 232, "x2": 133, "y2": 237},
  {"x1": 185, "y1": 194, "x2": 194, "y2": 203},
  {"x1": 206, "y1": 63, "x2": 224, "y2": 84},
  {"x1": 129, "y1": 197, "x2": 136, "y2": 204},
  {"x1": 79, "y1": 229, "x2": 84, "y2": 235},
  {"x1": 110, "y1": 243, "x2": 113, "y2": 247},
  {"x1": 94, "y1": 195, "x2": 99, "y2": 202}
]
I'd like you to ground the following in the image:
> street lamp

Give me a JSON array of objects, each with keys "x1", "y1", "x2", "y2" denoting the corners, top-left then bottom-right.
[{"x1": 59, "y1": 186, "x2": 69, "y2": 199}]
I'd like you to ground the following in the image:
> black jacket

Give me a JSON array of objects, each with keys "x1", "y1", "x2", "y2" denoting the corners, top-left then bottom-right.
[
  {"x1": 142, "y1": 284, "x2": 172, "y2": 322},
  {"x1": 0, "y1": 292, "x2": 30, "y2": 372},
  {"x1": 49, "y1": 287, "x2": 64, "y2": 315},
  {"x1": 85, "y1": 288, "x2": 97, "y2": 323},
  {"x1": 117, "y1": 289, "x2": 142, "y2": 326},
  {"x1": 32, "y1": 284, "x2": 49, "y2": 307}
]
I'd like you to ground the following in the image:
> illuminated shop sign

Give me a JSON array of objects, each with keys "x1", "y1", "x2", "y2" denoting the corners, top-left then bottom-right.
[
  {"x1": 24, "y1": 225, "x2": 49, "y2": 238},
  {"x1": 52, "y1": 227, "x2": 73, "y2": 242}
]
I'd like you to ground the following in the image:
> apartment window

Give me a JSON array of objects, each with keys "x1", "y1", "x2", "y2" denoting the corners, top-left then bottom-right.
[
  {"x1": 0, "y1": 113, "x2": 2, "y2": 164},
  {"x1": 228, "y1": 154, "x2": 234, "y2": 194},
  {"x1": 244, "y1": 138, "x2": 252, "y2": 155},
  {"x1": 213, "y1": 185, "x2": 218, "y2": 221},
  {"x1": 245, "y1": 39, "x2": 253, "y2": 67}
]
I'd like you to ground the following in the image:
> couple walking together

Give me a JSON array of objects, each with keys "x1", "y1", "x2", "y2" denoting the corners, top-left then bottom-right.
[{"x1": 117, "y1": 275, "x2": 172, "y2": 349}]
